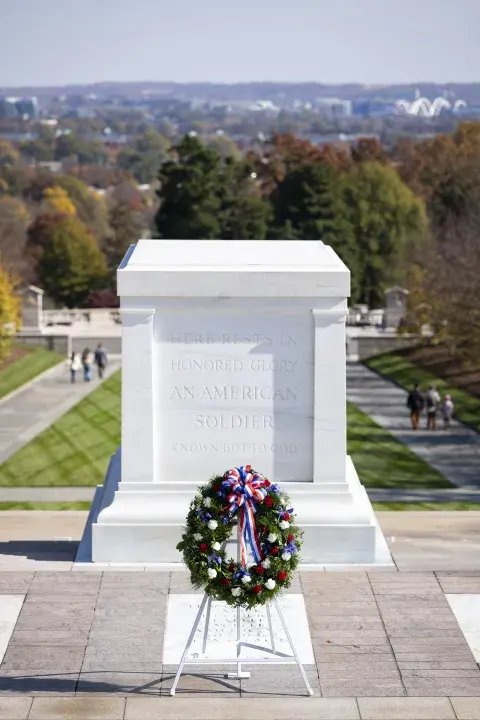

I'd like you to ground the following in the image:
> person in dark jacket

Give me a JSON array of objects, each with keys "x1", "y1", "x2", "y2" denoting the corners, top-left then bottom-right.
[
  {"x1": 407, "y1": 384, "x2": 424, "y2": 430},
  {"x1": 94, "y1": 343, "x2": 108, "y2": 379}
]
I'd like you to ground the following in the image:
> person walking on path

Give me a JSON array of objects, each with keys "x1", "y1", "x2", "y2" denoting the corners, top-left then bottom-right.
[
  {"x1": 81, "y1": 347, "x2": 93, "y2": 382},
  {"x1": 425, "y1": 384, "x2": 441, "y2": 430},
  {"x1": 442, "y1": 393, "x2": 454, "y2": 430},
  {"x1": 68, "y1": 352, "x2": 81, "y2": 383},
  {"x1": 407, "y1": 383, "x2": 424, "y2": 430},
  {"x1": 94, "y1": 343, "x2": 108, "y2": 379}
]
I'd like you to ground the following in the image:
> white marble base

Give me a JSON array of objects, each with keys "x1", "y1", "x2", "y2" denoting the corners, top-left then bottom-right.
[
  {"x1": 79, "y1": 449, "x2": 392, "y2": 567},
  {"x1": 446, "y1": 594, "x2": 480, "y2": 663},
  {"x1": 163, "y1": 593, "x2": 314, "y2": 665},
  {"x1": 0, "y1": 596, "x2": 24, "y2": 663}
]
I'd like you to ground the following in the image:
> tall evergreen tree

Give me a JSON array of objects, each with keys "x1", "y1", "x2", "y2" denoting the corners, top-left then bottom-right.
[
  {"x1": 218, "y1": 159, "x2": 271, "y2": 240},
  {"x1": 269, "y1": 163, "x2": 360, "y2": 298},
  {"x1": 155, "y1": 135, "x2": 271, "y2": 240},
  {"x1": 155, "y1": 135, "x2": 223, "y2": 239}
]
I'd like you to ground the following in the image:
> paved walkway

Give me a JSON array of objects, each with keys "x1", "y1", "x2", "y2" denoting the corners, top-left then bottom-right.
[
  {"x1": 0, "y1": 512, "x2": 480, "y2": 718},
  {"x1": 0, "y1": 563, "x2": 480, "y2": 716},
  {"x1": 0, "y1": 357, "x2": 121, "y2": 465},
  {"x1": 347, "y1": 363, "x2": 480, "y2": 489}
]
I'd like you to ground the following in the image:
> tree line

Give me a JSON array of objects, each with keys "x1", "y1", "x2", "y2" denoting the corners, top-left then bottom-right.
[{"x1": 1, "y1": 123, "x2": 480, "y2": 362}]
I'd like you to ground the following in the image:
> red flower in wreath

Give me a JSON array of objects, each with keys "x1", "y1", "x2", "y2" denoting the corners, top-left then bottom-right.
[
  {"x1": 277, "y1": 571, "x2": 288, "y2": 582},
  {"x1": 228, "y1": 562, "x2": 235, "y2": 572},
  {"x1": 264, "y1": 496, "x2": 274, "y2": 508},
  {"x1": 221, "y1": 578, "x2": 231, "y2": 585},
  {"x1": 255, "y1": 565, "x2": 265, "y2": 575},
  {"x1": 287, "y1": 534, "x2": 294, "y2": 542},
  {"x1": 271, "y1": 547, "x2": 279, "y2": 555},
  {"x1": 283, "y1": 513, "x2": 291, "y2": 521},
  {"x1": 199, "y1": 543, "x2": 208, "y2": 553},
  {"x1": 252, "y1": 584, "x2": 262, "y2": 595}
]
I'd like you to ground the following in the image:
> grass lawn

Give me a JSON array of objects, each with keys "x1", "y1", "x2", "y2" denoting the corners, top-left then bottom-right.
[
  {"x1": 347, "y1": 402, "x2": 452, "y2": 489},
  {"x1": 0, "y1": 370, "x2": 451, "y2": 490},
  {"x1": 0, "y1": 371, "x2": 121, "y2": 487},
  {"x1": 373, "y1": 502, "x2": 480, "y2": 511},
  {"x1": 0, "y1": 342, "x2": 63, "y2": 399},
  {"x1": 366, "y1": 351, "x2": 480, "y2": 433}
]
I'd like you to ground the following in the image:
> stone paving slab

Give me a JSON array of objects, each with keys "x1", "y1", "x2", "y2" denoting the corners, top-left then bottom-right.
[
  {"x1": 451, "y1": 696, "x2": 480, "y2": 719},
  {"x1": 0, "y1": 696, "x2": 32, "y2": 719},
  {"x1": 0, "y1": 692, "x2": 479, "y2": 718},
  {"x1": 28, "y1": 696, "x2": 125, "y2": 719},
  {"x1": 123, "y1": 696, "x2": 361, "y2": 719},
  {"x1": 357, "y1": 696, "x2": 456, "y2": 719}
]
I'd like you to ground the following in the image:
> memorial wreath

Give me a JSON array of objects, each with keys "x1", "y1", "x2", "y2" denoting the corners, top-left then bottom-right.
[{"x1": 176, "y1": 465, "x2": 302, "y2": 608}]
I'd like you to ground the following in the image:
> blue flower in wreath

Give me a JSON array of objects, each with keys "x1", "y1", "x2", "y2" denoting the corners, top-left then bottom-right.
[
  {"x1": 208, "y1": 553, "x2": 222, "y2": 566},
  {"x1": 286, "y1": 541, "x2": 298, "y2": 555},
  {"x1": 200, "y1": 512, "x2": 212, "y2": 522},
  {"x1": 269, "y1": 484, "x2": 280, "y2": 494}
]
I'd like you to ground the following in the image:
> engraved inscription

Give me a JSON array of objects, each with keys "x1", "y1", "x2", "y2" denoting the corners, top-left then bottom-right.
[
  {"x1": 169, "y1": 385, "x2": 296, "y2": 402},
  {"x1": 171, "y1": 358, "x2": 298, "y2": 372},
  {"x1": 171, "y1": 332, "x2": 296, "y2": 346},
  {"x1": 159, "y1": 314, "x2": 313, "y2": 481},
  {"x1": 172, "y1": 442, "x2": 297, "y2": 454}
]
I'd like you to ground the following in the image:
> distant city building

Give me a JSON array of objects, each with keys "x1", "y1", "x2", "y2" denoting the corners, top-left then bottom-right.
[
  {"x1": 315, "y1": 98, "x2": 352, "y2": 117},
  {"x1": 352, "y1": 99, "x2": 398, "y2": 117},
  {"x1": 0, "y1": 96, "x2": 38, "y2": 119}
]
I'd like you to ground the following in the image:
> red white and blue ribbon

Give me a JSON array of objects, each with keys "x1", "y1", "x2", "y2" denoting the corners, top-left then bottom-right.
[{"x1": 222, "y1": 465, "x2": 269, "y2": 567}]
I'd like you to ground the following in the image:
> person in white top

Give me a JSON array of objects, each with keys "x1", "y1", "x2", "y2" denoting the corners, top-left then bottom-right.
[
  {"x1": 68, "y1": 352, "x2": 82, "y2": 383},
  {"x1": 425, "y1": 384, "x2": 441, "y2": 430},
  {"x1": 442, "y1": 394, "x2": 454, "y2": 430}
]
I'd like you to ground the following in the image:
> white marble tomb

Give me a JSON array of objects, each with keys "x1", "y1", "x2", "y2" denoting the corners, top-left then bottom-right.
[{"x1": 89, "y1": 239, "x2": 391, "y2": 566}]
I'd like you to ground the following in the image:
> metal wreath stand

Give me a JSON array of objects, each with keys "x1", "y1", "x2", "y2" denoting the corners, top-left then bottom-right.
[{"x1": 170, "y1": 524, "x2": 314, "y2": 696}]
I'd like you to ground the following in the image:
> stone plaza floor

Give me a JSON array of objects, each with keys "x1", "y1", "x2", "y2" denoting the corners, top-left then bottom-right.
[{"x1": 0, "y1": 513, "x2": 480, "y2": 719}]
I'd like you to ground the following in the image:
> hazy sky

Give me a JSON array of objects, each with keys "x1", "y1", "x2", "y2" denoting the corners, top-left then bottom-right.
[{"x1": 1, "y1": 0, "x2": 479, "y2": 87}]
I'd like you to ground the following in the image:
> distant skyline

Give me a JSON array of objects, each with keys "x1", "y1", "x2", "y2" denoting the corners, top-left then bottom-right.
[{"x1": 1, "y1": 0, "x2": 479, "y2": 88}]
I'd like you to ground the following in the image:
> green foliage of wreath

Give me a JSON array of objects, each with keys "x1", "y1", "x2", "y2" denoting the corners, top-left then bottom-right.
[{"x1": 176, "y1": 471, "x2": 303, "y2": 608}]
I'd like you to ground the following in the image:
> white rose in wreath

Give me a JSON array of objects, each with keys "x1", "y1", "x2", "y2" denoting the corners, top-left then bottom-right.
[
  {"x1": 193, "y1": 533, "x2": 202, "y2": 541},
  {"x1": 267, "y1": 533, "x2": 277, "y2": 543},
  {"x1": 231, "y1": 587, "x2": 241, "y2": 597},
  {"x1": 207, "y1": 568, "x2": 217, "y2": 579},
  {"x1": 212, "y1": 541, "x2": 221, "y2": 551},
  {"x1": 261, "y1": 558, "x2": 271, "y2": 569},
  {"x1": 279, "y1": 520, "x2": 290, "y2": 530},
  {"x1": 265, "y1": 579, "x2": 276, "y2": 590},
  {"x1": 241, "y1": 574, "x2": 251, "y2": 584},
  {"x1": 207, "y1": 520, "x2": 218, "y2": 530},
  {"x1": 203, "y1": 497, "x2": 212, "y2": 507},
  {"x1": 282, "y1": 552, "x2": 292, "y2": 561}
]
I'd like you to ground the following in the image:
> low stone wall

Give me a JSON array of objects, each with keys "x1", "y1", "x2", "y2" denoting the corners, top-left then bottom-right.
[
  {"x1": 356, "y1": 334, "x2": 419, "y2": 360},
  {"x1": 17, "y1": 333, "x2": 70, "y2": 356},
  {"x1": 71, "y1": 336, "x2": 122, "y2": 354}
]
